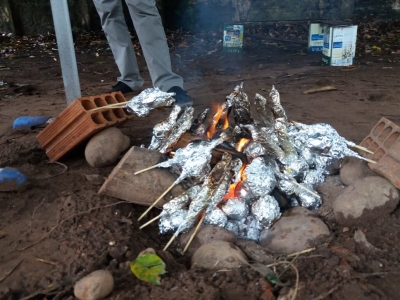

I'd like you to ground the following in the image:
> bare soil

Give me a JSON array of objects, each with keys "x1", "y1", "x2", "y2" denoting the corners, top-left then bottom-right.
[{"x1": 0, "y1": 30, "x2": 400, "y2": 300}]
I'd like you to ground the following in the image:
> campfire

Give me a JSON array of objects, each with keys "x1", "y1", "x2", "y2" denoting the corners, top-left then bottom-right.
[{"x1": 131, "y1": 83, "x2": 375, "y2": 251}]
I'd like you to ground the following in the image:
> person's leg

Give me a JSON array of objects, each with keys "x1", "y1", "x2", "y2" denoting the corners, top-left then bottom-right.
[
  {"x1": 124, "y1": 0, "x2": 183, "y2": 92},
  {"x1": 93, "y1": 0, "x2": 144, "y2": 91}
]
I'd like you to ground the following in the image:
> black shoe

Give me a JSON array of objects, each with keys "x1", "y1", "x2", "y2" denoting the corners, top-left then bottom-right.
[
  {"x1": 108, "y1": 81, "x2": 136, "y2": 94},
  {"x1": 167, "y1": 86, "x2": 193, "y2": 108}
]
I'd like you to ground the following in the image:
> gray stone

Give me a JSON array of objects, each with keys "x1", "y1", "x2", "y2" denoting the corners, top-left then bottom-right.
[
  {"x1": 85, "y1": 128, "x2": 130, "y2": 168},
  {"x1": 192, "y1": 240, "x2": 248, "y2": 269},
  {"x1": 260, "y1": 207, "x2": 330, "y2": 254},
  {"x1": 180, "y1": 225, "x2": 236, "y2": 255},
  {"x1": 235, "y1": 239, "x2": 275, "y2": 264},
  {"x1": 333, "y1": 176, "x2": 400, "y2": 226},
  {"x1": 74, "y1": 270, "x2": 114, "y2": 300},
  {"x1": 340, "y1": 157, "x2": 376, "y2": 186}
]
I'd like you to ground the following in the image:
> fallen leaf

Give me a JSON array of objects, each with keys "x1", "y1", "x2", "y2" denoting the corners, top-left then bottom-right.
[{"x1": 130, "y1": 253, "x2": 166, "y2": 285}]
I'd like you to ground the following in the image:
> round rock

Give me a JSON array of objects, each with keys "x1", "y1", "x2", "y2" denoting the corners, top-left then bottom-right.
[
  {"x1": 192, "y1": 240, "x2": 247, "y2": 269},
  {"x1": 180, "y1": 225, "x2": 236, "y2": 255},
  {"x1": 340, "y1": 157, "x2": 376, "y2": 186},
  {"x1": 85, "y1": 127, "x2": 130, "y2": 168},
  {"x1": 74, "y1": 270, "x2": 114, "y2": 300},
  {"x1": 333, "y1": 176, "x2": 400, "y2": 226},
  {"x1": 260, "y1": 207, "x2": 330, "y2": 254}
]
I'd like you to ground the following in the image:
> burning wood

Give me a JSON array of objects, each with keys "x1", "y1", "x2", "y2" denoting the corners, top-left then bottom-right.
[{"x1": 131, "y1": 83, "x2": 377, "y2": 244}]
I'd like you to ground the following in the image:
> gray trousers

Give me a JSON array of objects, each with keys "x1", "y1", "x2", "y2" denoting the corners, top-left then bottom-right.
[{"x1": 93, "y1": 0, "x2": 183, "y2": 92}]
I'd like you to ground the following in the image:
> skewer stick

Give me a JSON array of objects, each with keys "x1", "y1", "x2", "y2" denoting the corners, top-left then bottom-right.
[
  {"x1": 289, "y1": 179, "x2": 321, "y2": 199},
  {"x1": 163, "y1": 233, "x2": 178, "y2": 251},
  {"x1": 139, "y1": 215, "x2": 161, "y2": 229},
  {"x1": 351, "y1": 145, "x2": 374, "y2": 155},
  {"x1": 138, "y1": 183, "x2": 175, "y2": 221},
  {"x1": 362, "y1": 158, "x2": 377, "y2": 164},
  {"x1": 89, "y1": 102, "x2": 129, "y2": 112},
  {"x1": 183, "y1": 213, "x2": 206, "y2": 253},
  {"x1": 134, "y1": 165, "x2": 159, "y2": 175}
]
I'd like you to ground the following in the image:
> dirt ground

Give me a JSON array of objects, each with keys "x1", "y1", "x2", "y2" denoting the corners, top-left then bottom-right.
[{"x1": 0, "y1": 27, "x2": 400, "y2": 300}]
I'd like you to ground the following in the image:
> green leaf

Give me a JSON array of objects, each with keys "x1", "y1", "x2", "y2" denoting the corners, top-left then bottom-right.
[
  {"x1": 266, "y1": 273, "x2": 277, "y2": 285},
  {"x1": 130, "y1": 254, "x2": 166, "y2": 285}
]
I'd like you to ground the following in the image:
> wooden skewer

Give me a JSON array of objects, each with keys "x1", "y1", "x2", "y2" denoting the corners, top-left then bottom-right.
[
  {"x1": 183, "y1": 213, "x2": 206, "y2": 253},
  {"x1": 289, "y1": 179, "x2": 321, "y2": 199},
  {"x1": 139, "y1": 215, "x2": 161, "y2": 229},
  {"x1": 138, "y1": 183, "x2": 175, "y2": 221},
  {"x1": 89, "y1": 102, "x2": 129, "y2": 112},
  {"x1": 134, "y1": 165, "x2": 159, "y2": 175},
  {"x1": 163, "y1": 233, "x2": 178, "y2": 251},
  {"x1": 351, "y1": 145, "x2": 374, "y2": 155},
  {"x1": 363, "y1": 158, "x2": 377, "y2": 164}
]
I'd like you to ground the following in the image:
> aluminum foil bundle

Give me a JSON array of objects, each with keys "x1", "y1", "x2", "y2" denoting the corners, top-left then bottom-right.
[
  {"x1": 226, "y1": 82, "x2": 253, "y2": 124},
  {"x1": 221, "y1": 198, "x2": 249, "y2": 221},
  {"x1": 280, "y1": 152, "x2": 309, "y2": 180},
  {"x1": 204, "y1": 208, "x2": 228, "y2": 227},
  {"x1": 161, "y1": 185, "x2": 201, "y2": 216},
  {"x1": 243, "y1": 157, "x2": 277, "y2": 197},
  {"x1": 315, "y1": 155, "x2": 342, "y2": 175},
  {"x1": 125, "y1": 87, "x2": 175, "y2": 117},
  {"x1": 159, "y1": 209, "x2": 187, "y2": 234},
  {"x1": 277, "y1": 178, "x2": 297, "y2": 195},
  {"x1": 251, "y1": 195, "x2": 281, "y2": 228},
  {"x1": 243, "y1": 141, "x2": 267, "y2": 161},
  {"x1": 254, "y1": 93, "x2": 274, "y2": 128},
  {"x1": 242, "y1": 124, "x2": 285, "y2": 160},
  {"x1": 303, "y1": 168, "x2": 325, "y2": 186},
  {"x1": 294, "y1": 183, "x2": 321, "y2": 209},
  {"x1": 148, "y1": 105, "x2": 181, "y2": 151},
  {"x1": 158, "y1": 107, "x2": 194, "y2": 153},
  {"x1": 269, "y1": 85, "x2": 288, "y2": 121}
]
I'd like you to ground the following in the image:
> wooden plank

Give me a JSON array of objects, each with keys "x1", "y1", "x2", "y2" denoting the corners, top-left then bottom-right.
[{"x1": 99, "y1": 146, "x2": 186, "y2": 208}]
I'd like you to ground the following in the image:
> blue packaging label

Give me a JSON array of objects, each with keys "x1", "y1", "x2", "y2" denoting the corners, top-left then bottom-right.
[
  {"x1": 333, "y1": 42, "x2": 343, "y2": 48},
  {"x1": 324, "y1": 42, "x2": 329, "y2": 49},
  {"x1": 311, "y1": 34, "x2": 323, "y2": 41}
]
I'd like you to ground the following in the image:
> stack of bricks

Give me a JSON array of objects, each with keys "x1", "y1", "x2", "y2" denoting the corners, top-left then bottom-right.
[
  {"x1": 37, "y1": 92, "x2": 134, "y2": 162},
  {"x1": 360, "y1": 117, "x2": 400, "y2": 189}
]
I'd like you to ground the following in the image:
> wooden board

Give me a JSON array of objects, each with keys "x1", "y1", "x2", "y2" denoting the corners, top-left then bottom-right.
[{"x1": 99, "y1": 146, "x2": 186, "y2": 208}]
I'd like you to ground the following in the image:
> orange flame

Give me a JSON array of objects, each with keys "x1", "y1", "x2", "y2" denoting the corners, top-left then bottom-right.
[
  {"x1": 236, "y1": 138, "x2": 250, "y2": 152},
  {"x1": 206, "y1": 105, "x2": 224, "y2": 139},
  {"x1": 222, "y1": 162, "x2": 247, "y2": 201}
]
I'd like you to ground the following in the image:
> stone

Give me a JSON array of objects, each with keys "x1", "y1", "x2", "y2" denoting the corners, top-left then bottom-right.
[
  {"x1": 84, "y1": 174, "x2": 105, "y2": 185},
  {"x1": 333, "y1": 176, "x2": 400, "y2": 226},
  {"x1": 260, "y1": 207, "x2": 330, "y2": 254},
  {"x1": 235, "y1": 239, "x2": 275, "y2": 264},
  {"x1": 85, "y1": 127, "x2": 130, "y2": 168},
  {"x1": 340, "y1": 157, "x2": 376, "y2": 186},
  {"x1": 74, "y1": 270, "x2": 114, "y2": 300},
  {"x1": 180, "y1": 225, "x2": 236, "y2": 255},
  {"x1": 192, "y1": 240, "x2": 248, "y2": 270}
]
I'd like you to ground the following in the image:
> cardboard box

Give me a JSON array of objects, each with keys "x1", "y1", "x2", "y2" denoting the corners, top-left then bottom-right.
[
  {"x1": 223, "y1": 24, "x2": 244, "y2": 53},
  {"x1": 308, "y1": 23, "x2": 324, "y2": 52},
  {"x1": 322, "y1": 24, "x2": 358, "y2": 66}
]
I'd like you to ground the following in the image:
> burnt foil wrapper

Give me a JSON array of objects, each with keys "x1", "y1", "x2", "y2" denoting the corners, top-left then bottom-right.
[
  {"x1": 231, "y1": 158, "x2": 243, "y2": 184},
  {"x1": 149, "y1": 105, "x2": 181, "y2": 151},
  {"x1": 204, "y1": 208, "x2": 228, "y2": 227},
  {"x1": 251, "y1": 195, "x2": 281, "y2": 228},
  {"x1": 221, "y1": 198, "x2": 249, "y2": 221},
  {"x1": 303, "y1": 168, "x2": 325, "y2": 186},
  {"x1": 228, "y1": 83, "x2": 253, "y2": 125},
  {"x1": 269, "y1": 86, "x2": 288, "y2": 121},
  {"x1": 243, "y1": 157, "x2": 277, "y2": 197},
  {"x1": 244, "y1": 141, "x2": 266, "y2": 161},
  {"x1": 159, "y1": 106, "x2": 194, "y2": 153},
  {"x1": 125, "y1": 88, "x2": 175, "y2": 117},
  {"x1": 295, "y1": 183, "x2": 321, "y2": 210},
  {"x1": 162, "y1": 185, "x2": 201, "y2": 216},
  {"x1": 280, "y1": 153, "x2": 309, "y2": 180},
  {"x1": 254, "y1": 93, "x2": 274, "y2": 128},
  {"x1": 260, "y1": 127, "x2": 279, "y2": 145},
  {"x1": 159, "y1": 209, "x2": 187, "y2": 234}
]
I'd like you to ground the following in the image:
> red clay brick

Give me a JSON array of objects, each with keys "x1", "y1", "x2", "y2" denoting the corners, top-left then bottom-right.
[
  {"x1": 360, "y1": 117, "x2": 400, "y2": 189},
  {"x1": 37, "y1": 92, "x2": 133, "y2": 162}
]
